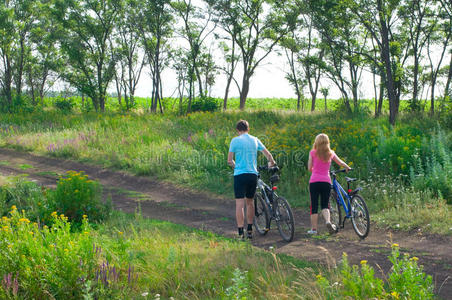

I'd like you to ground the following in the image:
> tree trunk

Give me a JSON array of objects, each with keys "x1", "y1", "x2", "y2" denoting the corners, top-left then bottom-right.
[
  {"x1": 378, "y1": 0, "x2": 398, "y2": 125},
  {"x1": 223, "y1": 74, "x2": 233, "y2": 110},
  {"x1": 324, "y1": 96, "x2": 327, "y2": 112},
  {"x1": 240, "y1": 74, "x2": 250, "y2": 110},
  {"x1": 445, "y1": 52, "x2": 452, "y2": 102}
]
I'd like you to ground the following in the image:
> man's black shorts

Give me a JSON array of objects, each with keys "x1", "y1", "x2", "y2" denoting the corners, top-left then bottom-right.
[{"x1": 234, "y1": 173, "x2": 258, "y2": 199}]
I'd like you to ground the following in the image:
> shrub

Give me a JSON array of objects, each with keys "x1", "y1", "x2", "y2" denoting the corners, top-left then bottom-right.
[
  {"x1": 50, "y1": 171, "x2": 110, "y2": 224},
  {"x1": 317, "y1": 245, "x2": 434, "y2": 299},
  {"x1": 53, "y1": 97, "x2": 75, "y2": 113},
  {"x1": 0, "y1": 176, "x2": 51, "y2": 224},
  {"x1": 191, "y1": 96, "x2": 220, "y2": 112},
  {"x1": 388, "y1": 244, "x2": 434, "y2": 299},
  {"x1": 0, "y1": 207, "x2": 96, "y2": 299}
]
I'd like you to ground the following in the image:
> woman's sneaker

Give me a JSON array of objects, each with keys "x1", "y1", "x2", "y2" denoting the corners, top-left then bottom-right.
[
  {"x1": 307, "y1": 229, "x2": 317, "y2": 235},
  {"x1": 326, "y1": 222, "x2": 337, "y2": 234}
]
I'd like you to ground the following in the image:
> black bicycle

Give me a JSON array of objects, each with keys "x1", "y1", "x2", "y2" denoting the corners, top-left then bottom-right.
[
  {"x1": 253, "y1": 165, "x2": 295, "y2": 242},
  {"x1": 329, "y1": 169, "x2": 370, "y2": 239}
]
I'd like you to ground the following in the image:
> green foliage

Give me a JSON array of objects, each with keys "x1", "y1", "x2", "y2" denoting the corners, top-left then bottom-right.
[
  {"x1": 191, "y1": 96, "x2": 221, "y2": 112},
  {"x1": 0, "y1": 176, "x2": 51, "y2": 223},
  {"x1": 53, "y1": 97, "x2": 75, "y2": 113},
  {"x1": 317, "y1": 246, "x2": 434, "y2": 299},
  {"x1": 0, "y1": 109, "x2": 451, "y2": 233},
  {"x1": 225, "y1": 268, "x2": 250, "y2": 300},
  {"x1": 0, "y1": 207, "x2": 96, "y2": 299},
  {"x1": 387, "y1": 244, "x2": 434, "y2": 299},
  {"x1": 51, "y1": 171, "x2": 110, "y2": 224}
]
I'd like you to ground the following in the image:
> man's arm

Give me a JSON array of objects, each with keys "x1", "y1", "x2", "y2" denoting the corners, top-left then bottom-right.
[
  {"x1": 227, "y1": 152, "x2": 235, "y2": 169},
  {"x1": 261, "y1": 148, "x2": 276, "y2": 167}
]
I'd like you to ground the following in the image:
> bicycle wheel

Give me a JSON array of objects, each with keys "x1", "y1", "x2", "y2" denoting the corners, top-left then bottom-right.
[
  {"x1": 328, "y1": 191, "x2": 341, "y2": 232},
  {"x1": 274, "y1": 196, "x2": 295, "y2": 242},
  {"x1": 253, "y1": 191, "x2": 270, "y2": 235},
  {"x1": 350, "y1": 194, "x2": 370, "y2": 239}
]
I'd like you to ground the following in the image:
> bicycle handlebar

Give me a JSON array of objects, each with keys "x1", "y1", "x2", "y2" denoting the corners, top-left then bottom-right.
[
  {"x1": 258, "y1": 165, "x2": 280, "y2": 173},
  {"x1": 330, "y1": 168, "x2": 353, "y2": 175}
]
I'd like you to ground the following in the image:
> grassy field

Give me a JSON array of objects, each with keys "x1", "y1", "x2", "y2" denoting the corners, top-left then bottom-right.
[
  {"x1": 0, "y1": 175, "x2": 435, "y2": 299},
  {"x1": 0, "y1": 101, "x2": 451, "y2": 234}
]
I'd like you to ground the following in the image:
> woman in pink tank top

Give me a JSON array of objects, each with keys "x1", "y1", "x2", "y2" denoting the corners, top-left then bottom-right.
[{"x1": 307, "y1": 134, "x2": 350, "y2": 235}]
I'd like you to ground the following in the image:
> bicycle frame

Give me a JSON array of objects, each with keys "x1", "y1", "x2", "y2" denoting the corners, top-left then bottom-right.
[
  {"x1": 331, "y1": 178, "x2": 352, "y2": 218},
  {"x1": 256, "y1": 178, "x2": 276, "y2": 217}
]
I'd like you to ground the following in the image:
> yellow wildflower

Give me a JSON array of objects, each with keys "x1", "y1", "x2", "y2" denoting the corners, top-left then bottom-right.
[
  {"x1": 392, "y1": 243, "x2": 399, "y2": 248},
  {"x1": 391, "y1": 291, "x2": 400, "y2": 299},
  {"x1": 360, "y1": 260, "x2": 367, "y2": 265},
  {"x1": 51, "y1": 211, "x2": 58, "y2": 217},
  {"x1": 410, "y1": 257, "x2": 419, "y2": 262},
  {"x1": 11, "y1": 205, "x2": 17, "y2": 210},
  {"x1": 19, "y1": 218, "x2": 30, "y2": 224},
  {"x1": 82, "y1": 214, "x2": 88, "y2": 219}
]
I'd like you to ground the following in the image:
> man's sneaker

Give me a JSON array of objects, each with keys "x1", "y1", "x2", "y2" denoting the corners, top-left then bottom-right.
[
  {"x1": 326, "y1": 222, "x2": 337, "y2": 234},
  {"x1": 246, "y1": 230, "x2": 253, "y2": 239},
  {"x1": 238, "y1": 233, "x2": 245, "y2": 240},
  {"x1": 307, "y1": 229, "x2": 317, "y2": 235}
]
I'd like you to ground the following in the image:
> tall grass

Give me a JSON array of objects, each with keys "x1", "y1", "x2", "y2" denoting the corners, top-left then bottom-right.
[
  {"x1": 0, "y1": 109, "x2": 451, "y2": 233},
  {"x1": 0, "y1": 178, "x2": 436, "y2": 299}
]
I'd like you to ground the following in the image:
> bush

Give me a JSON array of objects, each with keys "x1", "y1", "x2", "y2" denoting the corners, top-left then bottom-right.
[
  {"x1": 317, "y1": 245, "x2": 434, "y2": 299},
  {"x1": 53, "y1": 97, "x2": 75, "y2": 113},
  {"x1": 50, "y1": 171, "x2": 110, "y2": 224},
  {"x1": 191, "y1": 96, "x2": 220, "y2": 112},
  {"x1": 0, "y1": 207, "x2": 104, "y2": 299},
  {"x1": 0, "y1": 176, "x2": 52, "y2": 224}
]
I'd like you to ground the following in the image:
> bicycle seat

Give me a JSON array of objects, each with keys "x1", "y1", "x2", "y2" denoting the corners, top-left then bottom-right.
[{"x1": 345, "y1": 177, "x2": 357, "y2": 182}]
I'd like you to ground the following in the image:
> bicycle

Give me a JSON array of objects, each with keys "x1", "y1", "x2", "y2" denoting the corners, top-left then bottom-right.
[
  {"x1": 253, "y1": 165, "x2": 295, "y2": 242},
  {"x1": 328, "y1": 169, "x2": 370, "y2": 239}
]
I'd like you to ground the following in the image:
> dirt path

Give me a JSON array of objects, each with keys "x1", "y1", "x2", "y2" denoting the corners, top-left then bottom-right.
[{"x1": 0, "y1": 147, "x2": 450, "y2": 299}]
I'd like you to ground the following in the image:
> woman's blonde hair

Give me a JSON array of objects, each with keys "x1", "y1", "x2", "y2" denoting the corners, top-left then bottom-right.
[{"x1": 312, "y1": 133, "x2": 332, "y2": 162}]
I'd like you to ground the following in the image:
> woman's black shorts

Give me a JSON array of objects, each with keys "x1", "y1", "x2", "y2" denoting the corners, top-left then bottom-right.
[
  {"x1": 309, "y1": 182, "x2": 332, "y2": 214},
  {"x1": 234, "y1": 173, "x2": 258, "y2": 199}
]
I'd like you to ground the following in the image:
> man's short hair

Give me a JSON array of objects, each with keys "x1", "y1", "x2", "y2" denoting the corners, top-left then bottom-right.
[{"x1": 236, "y1": 120, "x2": 249, "y2": 132}]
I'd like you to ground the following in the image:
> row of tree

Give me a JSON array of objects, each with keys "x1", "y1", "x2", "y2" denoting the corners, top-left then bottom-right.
[{"x1": 0, "y1": 0, "x2": 451, "y2": 124}]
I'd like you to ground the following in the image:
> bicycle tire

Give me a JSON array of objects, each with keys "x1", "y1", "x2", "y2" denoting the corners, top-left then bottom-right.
[
  {"x1": 253, "y1": 191, "x2": 270, "y2": 235},
  {"x1": 328, "y1": 191, "x2": 341, "y2": 232},
  {"x1": 350, "y1": 194, "x2": 370, "y2": 239},
  {"x1": 274, "y1": 195, "x2": 295, "y2": 242}
]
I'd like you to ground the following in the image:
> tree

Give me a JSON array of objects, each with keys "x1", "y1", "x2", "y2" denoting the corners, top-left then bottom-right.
[
  {"x1": 0, "y1": 0, "x2": 39, "y2": 109},
  {"x1": 344, "y1": 0, "x2": 403, "y2": 125},
  {"x1": 53, "y1": 0, "x2": 121, "y2": 112},
  {"x1": 320, "y1": 86, "x2": 329, "y2": 112},
  {"x1": 398, "y1": 0, "x2": 435, "y2": 110},
  {"x1": 206, "y1": 0, "x2": 297, "y2": 110},
  {"x1": 437, "y1": 0, "x2": 452, "y2": 103},
  {"x1": 172, "y1": 0, "x2": 215, "y2": 113},
  {"x1": 307, "y1": 0, "x2": 367, "y2": 112},
  {"x1": 137, "y1": 0, "x2": 173, "y2": 113},
  {"x1": 26, "y1": 0, "x2": 62, "y2": 105}
]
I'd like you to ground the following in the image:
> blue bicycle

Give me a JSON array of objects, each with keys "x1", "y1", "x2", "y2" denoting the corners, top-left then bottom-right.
[{"x1": 329, "y1": 169, "x2": 370, "y2": 239}]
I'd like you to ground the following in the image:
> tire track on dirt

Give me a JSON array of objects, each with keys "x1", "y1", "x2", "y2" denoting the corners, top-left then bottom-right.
[{"x1": 0, "y1": 148, "x2": 450, "y2": 299}]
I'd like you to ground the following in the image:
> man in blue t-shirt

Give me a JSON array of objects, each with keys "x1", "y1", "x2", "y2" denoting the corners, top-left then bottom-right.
[{"x1": 228, "y1": 120, "x2": 275, "y2": 239}]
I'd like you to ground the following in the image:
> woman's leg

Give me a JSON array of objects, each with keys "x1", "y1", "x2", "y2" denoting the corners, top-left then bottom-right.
[{"x1": 309, "y1": 183, "x2": 320, "y2": 231}]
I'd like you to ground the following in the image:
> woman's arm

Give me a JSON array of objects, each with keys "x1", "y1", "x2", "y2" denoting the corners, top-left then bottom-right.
[
  {"x1": 227, "y1": 152, "x2": 235, "y2": 169},
  {"x1": 332, "y1": 154, "x2": 351, "y2": 170},
  {"x1": 307, "y1": 153, "x2": 313, "y2": 172}
]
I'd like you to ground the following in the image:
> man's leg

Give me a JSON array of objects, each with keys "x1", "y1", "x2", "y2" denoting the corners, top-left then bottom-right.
[
  {"x1": 246, "y1": 197, "x2": 254, "y2": 235},
  {"x1": 236, "y1": 198, "x2": 245, "y2": 236}
]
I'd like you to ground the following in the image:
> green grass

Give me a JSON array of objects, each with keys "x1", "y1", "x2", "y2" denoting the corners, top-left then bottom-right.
[
  {"x1": 0, "y1": 106, "x2": 451, "y2": 234},
  {"x1": 0, "y1": 176, "x2": 437, "y2": 299},
  {"x1": 18, "y1": 163, "x2": 33, "y2": 170}
]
